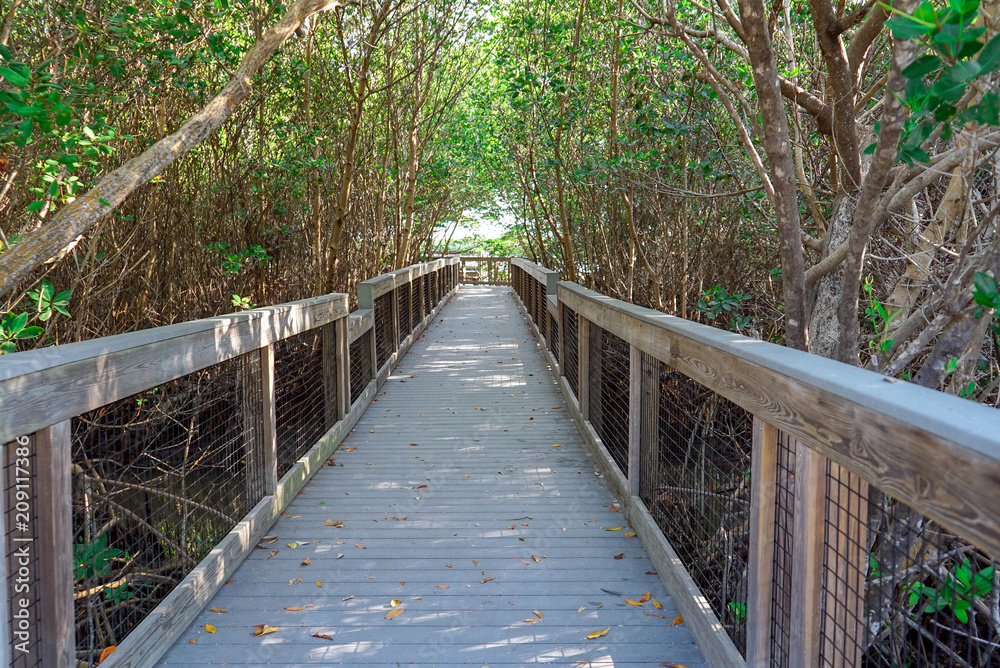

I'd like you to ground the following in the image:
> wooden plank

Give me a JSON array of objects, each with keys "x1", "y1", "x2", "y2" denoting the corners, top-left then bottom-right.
[
  {"x1": 260, "y1": 345, "x2": 277, "y2": 496},
  {"x1": 335, "y1": 316, "x2": 350, "y2": 420},
  {"x1": 0, "y1": 294, "x2": 349, "y2": 444},
  {"x1": 578, "y1": 317, "x2": 591, "y2": 421},
  {"x1": 788, "y1": 443, "x2": 826, "y2": 667},
  {"x1": 511, "y1": 257, "x2": 559, "y2": 286},
  {"x1": 347, "y1": 309, "x2": 373, "y2": 344},
  {"x1": 322, "y1": 323, "x2": 337, "y2": 430},
  {"x1": 557, "y1": 281, "x2": 1000, "y2": 559},
  {"x1": 746, "y1": 418, "x2": 779, "y2": 666},
  {"x1": 628, "y1": 346, "x2": 641, "y2": 496},
  {"x1": 36, "y1": 420, "x2": 73, "y2": 668}
]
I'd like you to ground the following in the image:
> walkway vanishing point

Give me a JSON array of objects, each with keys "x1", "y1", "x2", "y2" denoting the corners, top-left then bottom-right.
[{"x1": 155, "y1": 285, "x2": 708, "y2": 667}]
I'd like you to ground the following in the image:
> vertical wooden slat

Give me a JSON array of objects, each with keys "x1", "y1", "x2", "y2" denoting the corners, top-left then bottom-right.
[
  {"x1": 322, "y1": 324, "x2": 337, "y2": 430},
  {"x1": 36, "y1": 420, "x2": 73, "y2": 668},
  {"x1": 559, "y1": 301, "x2": 566, "y2": 386},
  {"x1": 747, "y1": 417, "x2": 780, "y2": 667},
  {"x1": 789, "y1": 442, "x2": 826, "y2": 667},
  {"x1": 578, "y1": 317, "x2": 590, "y2": 420},
  {"x1": 627, "y1": 345, "x2": 641, "y2": 496},
  {"x1": 638, "y1": 353, "x2": 660, "y2": 502},
  {"x1": 390, "y1": 287, "x2": 400, "y2": 358},
  {"x1": 260, "y1": 345, "x2": 278, "y2": 495},
  {"x1": 335, "y1": 316, "x2": 350, "y2": 420}
]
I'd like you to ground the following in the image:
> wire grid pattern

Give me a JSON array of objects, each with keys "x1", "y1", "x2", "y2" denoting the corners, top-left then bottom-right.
[
  {"x1": 587, "y1": 324, "x2": 630, "y2": 478},
  {"x1": 349, "y1": 329, "x2": 373, "y2": 405},
  {"x1": 374, "y1": 291, "x2": 396, "y2": 370},
  {"x1": 71, "y1": 353, "x2": 264, "y2": 664},
  {"x1": 562, "y1": 306, "x2": 579, "y2": 399},
  {"x1": 549, "y1": 311, "x2": 560, "y2": 363},
  {"x1": 639, "y1": 356, "x2": 753, "y2": 654},
  {"x1": 397, "y1": 283, "x2": 411, "y2": 345},
  {"x1": 411, "y1": 276, "x2": 422, "y2": 329},
  {"x1": 819, "y1": 470, "x2": 1000, "y2": 667},
  {"x1": 274, "y1": 327, "x2": 331, "y2": 479},
  {"x1": 770, "y1": 430, "x2": 797, "y2": 666},
  {"x1": 4, "y1": 436, "x2": 43, "y2": 668}
]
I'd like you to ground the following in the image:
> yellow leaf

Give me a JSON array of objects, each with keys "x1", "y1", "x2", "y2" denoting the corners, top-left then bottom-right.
[
  {"x1": 385, "y1": 607, "x2": 404, "y2": 619},
  {"x1": 534, "y1": 610, "x2": 544, "y2": 619},
  {"x1": 624, "y1": 532, "x2": 637, "y2": 537},
  {"x1": 473, "y1": 559, "x2": 478, "y2": 565},
  {"x1": 640, "y1": 592, "x2": 651, "y2": 603},
  {"x1": 356, "y1": 543, "x2": 366, "y2": 549},
  {"x1": 98, "y1": 646, "x2": 117, "y2": 664},
  {"x1": 287, "y1": 542, "x2": 298, "y2": 548},
  {"x1": 204, "y1": 624, "x2": 216, "y2": 633},
  {"x1": 252, "y1": 625, "x2": 278, "y2": 637},
  {"x1": 625, "y1": 599, "x2": 643, "y2": 606},
  {"x1": 671, "y1": 615, "x2": 684, "y2": 626},
  {"x1": 436, "y1": 585, "x2": 450, "y2": 589},
  {"x1": 188, "y1": 639, "x2": 195, "y2": 644},
  {"x1": 284, "y1": 606, "x2": 313, "y2": 611},
  {"x1": 586, "y1": 628, "x2": 610, "y2": 639},
  {"x1": 646, "y1": 613, "x2": 666, "y2": 618},
  {"x1": 446, "y1": 564, "x2": 453, "y2": 568},
  {"x1": 551, "y1": 443, "x2": 562, "y2": 447},
  {"x1": 524, "y1": 617, "x2": 541, "y2": 623},
  {"x1": 463, "y1": 474, "x2": 469, "y2": 477},
  {"x1": 268, "y1": 550, "x2": 278, "y2": 559},
  {"x1": 660, "y1": 664, "x2": 691, "y2": 667},
  {"x1": 652, "y1": 600, "x2": 663, "y2": 609},
  {"x1": 390, "y1": 599, "x2": 402, "y2": 607},
  {"x1": 301, "y1": 558, "x2": 311, "y2": 566},
  {"x1": 316, "y1": 582, "x2": 323, "y2": 587},
  {"x1": 481, "y1": 577, "x2": 494, "y2": 583},
  {"x1": 312, "y1": 633, "x2": 333, "y2": 640},
  {"x1": 605, "y1": 527, "x2": 623, "y2": 531},
  {"x1": 210, "y1": 607, "x2": 228, "y2": 613},
  {"x1": 532, "y1": 555, "x2": 541, "y2": 563},
  {"x1": 577, "y1": 606, "x2": 586, "y2": 612}
]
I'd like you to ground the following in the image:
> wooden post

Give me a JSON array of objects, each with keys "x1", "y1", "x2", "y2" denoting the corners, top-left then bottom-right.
[
  {"x1": 390, "y1": 287, "x2": 400, "y2": 357},
  {"x1": 639, "y1": 353, "x2": 660, "y2": 502},
  {"x1": 628, "y1": 346, "x2": 641, "y2": 496},
  {"x1": 789, "y1": 442, "x2": 826, "y2": 667},
  {"x1": 260, "y1": 345, "x2": 278, "y2": 495},
  {"x1": 322, "y1": 324, "x2": 337, "y2": 430},
  {"x1": 37, "y1": 420, "x2": 73, "y2": 668},
  {"x1": 335, "y1": 316, "x2": 350, "y2": 420},
  {"x1": 578, "y1": 317, "x2": 590, "y2": 420},
  {"x1": 559, "y1": 301, "x2": 567, "y2": 384},
  {"x1": 418, "y1": 275, "x2": 426, "y2": 323},
  {"x1": 747, "y1": 417, "x2": 780, "y2": 667}
]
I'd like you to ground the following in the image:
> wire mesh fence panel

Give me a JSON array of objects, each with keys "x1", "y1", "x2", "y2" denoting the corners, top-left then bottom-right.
[
  {"x1": 638, "y1": 357, "x2": 753, "y2": 654},
  {"x1": 397, "y1": 283, "x2": 411, "y2": 345},
  {"x1": 818, "y1": 470, "x2": 1000, "y2": 667},
  {"x1": 349, "y1": 329, "x2": 373, "y2": 405},
  {"x1": 549, "y1": 312, "x2": 560, "y2": 363},
  {"x1": 71, "y1": 352, "x2": 264, "y2": 665},
  {"x1": 5, "y1": 435, "x2": 43, "y2": 668},
  {"x1": 274, "y1": 329, "x2": 329, "y2": 479},
  {"x1": 770, "y1": 430, "x2": 797, "y2": 666},
  {"x1": 373, "y1": 292, "x2": 395, "y2": 370},
  {"x1": 411, "y1": 277, "x2": 422, "y2": 328},
  {"x1": 562, "y1": 306, "x2": 579, "y2": 399},
  {"x1": 588, "y1": 324, "x2": 629, "y2": 478}
]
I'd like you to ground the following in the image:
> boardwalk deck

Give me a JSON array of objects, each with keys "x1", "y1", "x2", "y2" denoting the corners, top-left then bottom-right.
[{"x1": 155, "y1": 286, "x2": 708, "y2": 667}]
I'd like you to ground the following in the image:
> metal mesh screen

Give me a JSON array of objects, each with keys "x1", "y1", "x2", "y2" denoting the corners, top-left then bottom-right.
[
  {"x1": 562, "y1": 306, "x2": 579, "y2": 399},
  {"x1": 397, "y1": 283, "x2": 411, "y2": 345},
  {"x1": 549, "y1": 311, "x2": 560, "y2": 363},
  {"x1": 411, "y1": 276, "x2": 422, "y2": 329},
  {"x1": 349, "y1": 329, "x2": 373, "y2": 405},
  {"x1": 71, "y1": 353, "x2": 265, "y2": 664},
  {"x1": 770, "y1": 430, "x2": 796, "y2": 666},
  {"x1": 5, "y1": 435, "x2": 43, "y2": 668},
  {"x1": 818, "y1": 469, "x2": 1000, "y2": 667},
  {"x1": 374, "y1": 291, "x2": 395, "y2": 370},
  {"x1": 274, "y1": 328, "x2": 331, "y2": 479},
  {"x1": 639, "y1": 353, "x2": 752, "y2": 653},
  {"x1": 588, "y1": 324, "x2": 630, "y2": 478}
]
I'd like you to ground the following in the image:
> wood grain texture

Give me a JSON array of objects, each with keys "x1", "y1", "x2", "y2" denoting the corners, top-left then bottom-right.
[
  {"x1": 628, "y1": 346, "x2": 641, "y2": 496},
  {"x1": 36, "y1": 421, "x2": 73, "y2": 668},
  {"x1": 347, "y1": 309, "x2": 373, "y2": 344},
  {"x1": 746, "y1": 418, "x2": 779, "y2": 667},
  {"x1": 261, "y1": 345, "x2": 278, "y2": 496},
  {"x1": 789, "y1": 443, "x2": 825, "y2": 666},
  {"x1": 511, "y1": 257, "x2": 559, "y2": 291},
  {"x1": 0, "y1": 294, "x2": 349, "y2": 444},
  {"x1": 558, "y1": 281, "x2": 1000, "y2": 558},
  {"x1": 578, "y1": 317, "x2": 591, "y2": 422}
]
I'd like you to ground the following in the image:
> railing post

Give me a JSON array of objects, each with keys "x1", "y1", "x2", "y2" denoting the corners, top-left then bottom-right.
[
  {"x1": 322, "y1": 324, "x2": 337, "y2": 430},
  {"x1": 36, "y1": 420, "x2": 73, "y2": 668},
  {"x1": 260, "y1": 345, "x2": 278, "y2": 495},
  {"x1": 335, "y1": 316, "x2": 350, "y2": 420},
  {"x1": 627, "y1": 345, "x2": 641, "y2": 496},
  {"x1": 789, "y1": 442, "x2": 825, "y2": 666},
  {"x1": 639, "y1": 354, "x2": 659, "y2": 501},
  {"x1": 558, "y1": 298, "x2": 567, "y2": 385},
  {"x1": 747, "y1": 417, "x2": 779, "y2": 666},
  {"x1": 578, "y1": 317, "x2": 590, "y2": 420},
  {"x1": 390, "y1": 286, "x2": 400, "y2": 359}
]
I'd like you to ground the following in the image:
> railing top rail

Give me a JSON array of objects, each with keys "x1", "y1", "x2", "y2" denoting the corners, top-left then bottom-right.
[
  {"x1": 358, "y1": 257, "x2": 459, "y2": 302},
  {"x1": 348, "y1": 309, "x2": 373, "y2": 344},
  {"x1": 0, "y1": 292, "x2": 349, "y2": 444},
  {"x1": 512, "y1": 257, "x2": 559, "y2": 288},
  {"x1": 459, "y1": 256, "x2": 512, "y2": 261},
  {"x1": 558, "y1": 280, "x2": 1000, "y2": 557}
]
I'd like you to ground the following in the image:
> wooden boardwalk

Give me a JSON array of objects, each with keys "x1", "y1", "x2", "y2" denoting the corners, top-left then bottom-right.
[{"x1": 155, "y1": 286, "x2": 708, "y2": 667}]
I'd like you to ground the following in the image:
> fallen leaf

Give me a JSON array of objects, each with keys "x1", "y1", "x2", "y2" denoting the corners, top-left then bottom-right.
[
  {"x1": 532, "y1": 555, "x2": 541, "y2": 562},
  {"x1": 312, "y1": 633, "x2": 333, "y2": 640},
  {"x1": 188, "y1": 639, "x2": 195, "y2": 644},
  {"x1": 640, "y1": 592, "x2": 651, "y2": 603},
  {"x1": 624, "y1": 531, "x2": 637, "y2": 537},
  {"x1": 625, "y1": 599, "x2": 644, "y2": 606},
  {"x1": 480, "y1": 577, "x2": 494, "y2": 583},
  {"x1": 344, "y1": 446, "x2": 357, "y2": 451},
  {"x1": 534, "y1": 610, "x2": 544, "y2": 619},
  {"x1": 355, "y1": 543, "x2": 366, "y2": 549},
  {"x1": 605, "y1": 527, "x2": 623, "y2": 531},
  {"x1": 326, "y1": 520, "x2": 344, "y2": 527},
  {"x1": 552, "y1": 406, "x2": 562, "y2": 409},
  {"x1": 385, "y1": 607, "x2": 404, "y2": 619},
  {"x1": 210, "y1": 607, "x2": 228, "y2": 613},
  {"x1": 646, "y1": 571, "x2": 657, "y2": 575},
  {"x1": 436, "y1": 585, "x2": 450, "y2": 589},
  {"x1": 652, "y1": 600, "x2": 663, "y2": 609},
  {"x1": 390, "y1": 599, "x2": 402, "y2": 607},
  {"x1": 410, "y1": 443, "x2": 418, "y2": 446},
  {"x1": 613, "y1": 553, "x2": 625, "y2": 559},
  {"x1": 473, "y1": 559, "x2": 478, "y2": 565},
  {"x1": 284, "y1": 606, "x2": 314, "y2": 611},
  {"x1": 226, "y1": 580, "x2": 235, "y2": 584},
  {"x1": 671, "y1": 615, "x2": 684, "y2": 625},
  {"x1": 342, "y1": 595, "x2": 354, "y2": 601},
  {"x1": 365, "y1": 462, "x2": 374, "y2": 466},
  {"x1": 577, "y1": 606, "x2": 586, "y2": 613},
  {"x1": 98, "y1": 646, "x2": 117, "y2": 663},
  {"x1": 586, "y1": 628, "x2": 610, "y2": 639},
  {"x1": 660, "y1": 664, "x2": 690, "y2": 667},
  {"x1": 524, "y1": 616, "x2": 541, "y2": 623},
  {"x1": 417, "y1": 484, "x2": 428, "y2": 489},
  {"x1": 204, "y1": 624, "x2": 216, "y2": 633},
  {"x1": 647, "y1": 613, "x2": 666, "y2": 618},
  {"x1": 288, "y1": 542, "x2": 298, "y2": 548},
  {"x1": 551, "y1": 443, "x2": 562, "y2": 447},
  {"x1": 610, "y1": 506, "x2": 620, "y2": 512},
  {"x1": 252, "y1": 625, "x2": 278, "y2": 637},
  {"x1": 301, "y1": 558, "x2": 311, "y2": 566},
  {"x1": 601, "y1": 588, "x2": 621, "y2": 595},
  {"x1": 446, "y1": 563, "x2": 453, "y2": 568},
  {"x1": 316, "y1": 582, "x2": 323, "y2": 587},
  {"x1": 289, "y1": 577, "x2": 302, "y2": 585},
  {"x1": 463, "y1": 474, "x2": 470, "y2": 477},
  {"x1": 268, "y1": 550, "x2": 278, "y2": 559}
]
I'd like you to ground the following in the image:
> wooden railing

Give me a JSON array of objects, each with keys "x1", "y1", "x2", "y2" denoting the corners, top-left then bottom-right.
[
  {"x1": 510, "y1": 257, "x2": 1000, "y2": 668},
  {"x1": 0, "y1": 257, "x2": 459, "y2": 668},
  {"x1": 458, "y1": 256, "x2": 510, "y2": 285}
]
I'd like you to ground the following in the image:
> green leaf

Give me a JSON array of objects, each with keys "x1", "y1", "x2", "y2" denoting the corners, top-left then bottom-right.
[
  {"x1": 16, "y1": 326, "x2": 42, "y2": 339},
  {"x1": 979, "y1": 33, "x2": 1000, "y2": 73},
  {"x1": 8, "y1": 312, "x2": 28, "y2": 334},
  {"x1": 950, "y1": 60, "x2": 982, "y2": 82},
  {"x1": 0, "y1": 67, "x2": 29, "y2": 87},
  {"x1": 902, "y1": 55, "x2": 941, "y2": 79},
  {"x1": 886, "y1": 14, "x2": 936, "y2": 39}
]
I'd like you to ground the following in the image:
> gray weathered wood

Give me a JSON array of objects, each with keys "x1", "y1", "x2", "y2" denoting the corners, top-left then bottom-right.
[
  {"x1": 347, "y1": 309, "x2": 373, "y2": 344},
  {"x1": 260, "y1": 344, "x2": 278, "y2": 496},
  {"x1": 557, "y1": 281, "x2": 1000, "y2": 559},
  {"x1": 335, "y1": 316, "x2": 350, "y2": 420},
  {"x1": 36, "y1": 420, "x2": 73, "y2": 668},
  {"x1": 789, "y1": 443, "x2": 825, "y2": 666},
  {"x1": 747, "y1": 418, "x2": 779, "y2": 667},
  {"x1": 578, "y1": 317, "x2": 591, "y2": 421},
  {"x1": 628, "y1": 346, "x2": 641, "y2": 496}
]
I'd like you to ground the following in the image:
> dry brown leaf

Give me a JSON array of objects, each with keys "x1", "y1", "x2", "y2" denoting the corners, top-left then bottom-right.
[
  {"x1": 385, "y1": 607, "x2": 404, "y2": 619},
  {"x1": 609, "y1": 506, "x2": 620, "y2": 512},
  {"x1": 344, "y1": 446, "x2": 357, "y2": 451},
  {"x1": 652, "y1": 600, "x2": 663, "y2": 609},
  {"x1": 417, "y1": 484, "x2": 428, "y2": 489},
  {"x1": 671, "y1": 615, "x2": 684, "y2": 625},
  {"x1": 586, "y1": 628, "x2": 610, "y2": 639},
  {"x1": 98, "y1": 646, "x2": 117, "y2": 663},
  {"x1": 660, "y1": 664, "x2": 690, "y2": 667},
  {"x1": 624, "y1": 532, "x2": 637, "y2": 537},
  {"x1": 312, "y1": 633, "x2": 333, "y2": 640},
  {"x1": 577, "y1": 606, "x2": 586, "y2": 613},
  {"x1": 532, "y1": 555, "x2": 541, "y2": 563},
  {"x1": 533, "y1": 610, "x2": 544, "y2": 619},
  {"x1": 446, "y1": 563, "x2": 453, "y2": 568},
  {"x1": 640, "y1": 592, "x2": 651, "y2": 603},
  {"x1": 613, "y1": 553, "x2": 625, "y2": 560},
  {"x1": 316, "y1": 582, "x2": 323, "y2": 587},
  {"x1": 204, "y1": 624, "x2": 216, "y2": 633},
  {"x1": 326, "y1": 520, "x2": 344, "y2": 527},
  {"x1": 625, "y1": 599, "x2": 644, "y2": 606},
  {"x1": 252, "y1": 625, "x2": 278, "y2": 636},
  {"x1": 355, "y1": 543, "x2": 366, "y2": 549},
  {"x1": 480, "y1": 577, "x2": 494, "y2": 583},
  {"x1": 647, "y1": 613, "x2": 666, "y2": 618},
  {"x1": 524, "y1": 616, "x2": 541, "y2": 623},
  {"x1": 552, "y1": 406, "x2": 562, "y2": 409},
  {"x1": 436, "y1": 585, "x2": 450, "y2": 589},
  {"x1": 225, "y1": 579, "x2": 235, "y2": 584},
  {"x1": 301, "y1": 558, "x2": 311, "y2": 566},
  {"x1": 267, "y1": 550, "x2": 278, "y2": 559},
  {"x1": 284, "y1": 606, "x2": 313, "y2": 611},
  {"x1": 188, "y1": 639, "x2": 195, "y2": 644},
  {"x1": 209, "y1": 607, "x2": 228, "y2": 613},
  {"x1": 473, "y1": 559, "x2": 478, "y2": 565}
]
